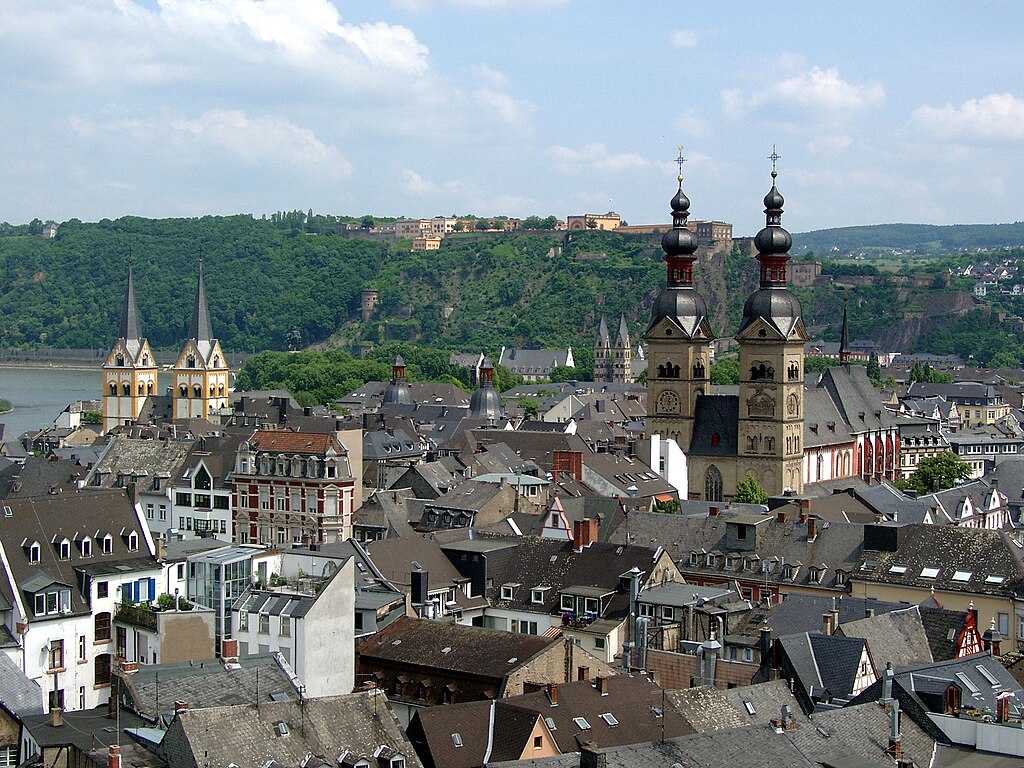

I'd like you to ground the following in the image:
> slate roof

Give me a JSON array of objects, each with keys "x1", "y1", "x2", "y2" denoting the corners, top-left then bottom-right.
[
  {"x1": 852, "y1": 524, "x2": 1024, "y2": 598},
  {"x1": 0, "y1": 489, "x2": 156, "y2": 619},
  {"x1": 478, "y1": 535, "x2": 665, "y2": 621},
  {"x1": 688, "y1": 394, "x2": 739, "y2": 457},
  {"x1": 614, "y1": 509, "x2": 863, "y2": 592},
  {"x1": 884, "y1": 651, "x2": 1023, "y2": 715},
  {"x1": 122, "y1": 653, "x2": 298, "y2": 721},
  {"x1": 919, "y1": 605, "x2": 973, "y2": 662},
  {"x1": 366, "y1": 537, "x2": 470, "y2": 594},
  {"x1": 837, "y1": 605, "x2": 934, "y2": 668},
  {"x1": 728, "y1": 594, "x2": 906, "y2": 641},
  {"x1": 0, "y1": 456, "x2": 88, "y2": 498},
  {"x1": 160, "y1": 691, "x2": 421, "y2": 768},
  {"x1": 85, "y1": 434, "x2": 194, "y2": 492},
  {"x1": 580, "y1": 451, "x2": 675, "y2": 498},
  {"x1": 498, "y1": 348, "x2": 573, "y2": 376},
  {"x1": 778, "y1": 632, "x2": 869, "y2": 702},
  {"x1": 917, "y1": 480, "x2": 1006, "y2": 526},
  {"x1": 556, "y1": 723, "x2": 820, "y2": 768},
  {"x1": 816, "y1": 365, "x2": 897, "y2": 433},
  {"x1": 363, "y1": 428, "x2": 423, "y2": 461},
  {"x1": 849, "y1": 481, "x2": 934, "y2": 524},
  {"x1": 0, "y1": 650, "x2": 43, "y2": 716},
  {"x1": 794, "y1": 700, "x2": 936, "y2": 768},
  {"x1": 357, "y1": 615, "x2": 556, "y2": 682},
  {"x1": 804, "y1": 388, "x2": 854, "y2": 448},
  {"x1": 454, "y1": 429, "x2": 590, "y2": 474},
  {"x1": 668, "y1": 681, "x2": 803, "y2": 733}
]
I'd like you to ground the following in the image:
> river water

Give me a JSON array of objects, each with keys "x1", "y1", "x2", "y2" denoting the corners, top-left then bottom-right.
[{"x1": 0, "y1": 367, "x2": 99, "y2": 438}]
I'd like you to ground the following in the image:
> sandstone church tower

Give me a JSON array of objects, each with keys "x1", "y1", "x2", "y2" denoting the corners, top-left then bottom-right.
[
  {"x1": 102, "y1": 266, "x2": 158, "y2": 434},
  {"x1": 734, "y1": 161, "x2": 807, "y2": 495},
  {"x1": 643, "y1": 152, "x2": 712, "y2": 452},
  {"x1": 172, "y1": 261, "x2": 229, "y2": 420}
]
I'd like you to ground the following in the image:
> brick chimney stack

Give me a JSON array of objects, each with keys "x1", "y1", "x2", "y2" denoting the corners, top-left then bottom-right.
[
  {"x1": 50, "y1": 707, "x2": 63, "y2": 727},
  {"x1": 708, "y1": 505, "x2": 720, "y2": 517},
  {"x1": 547, "y1": 683, "x2": 558, "y2": 706},
  {"x1": 573, "y1": 518, "x2": 598, "y2": 549},
  {"x1": 108, "y1": 745, "x2": 122, "y2": 768}
]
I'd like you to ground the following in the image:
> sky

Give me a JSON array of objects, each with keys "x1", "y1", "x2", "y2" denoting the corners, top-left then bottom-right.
[{"x1": 1, "y1": 1, "x2": 1023, "y2": 235}]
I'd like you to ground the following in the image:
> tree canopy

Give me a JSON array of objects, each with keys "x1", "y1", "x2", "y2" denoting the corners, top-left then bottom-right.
[
  {"x1": 900, "y1": 451, "x2": 971, "y2": 494},
  {"x1": 733, "y1": 472, "x2": 769, "y2": 504}
]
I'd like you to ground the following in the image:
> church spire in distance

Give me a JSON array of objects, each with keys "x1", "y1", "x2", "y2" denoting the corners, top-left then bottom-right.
[
  {"x1": 189, "y1": 258, "x2": 213, "y2": 343},
  {"x1": 119, "y1": 264, "x2": 140, "y2": 344},
  {"x1": 839, "y1": 291, "x2": 851, "y2": 366}
]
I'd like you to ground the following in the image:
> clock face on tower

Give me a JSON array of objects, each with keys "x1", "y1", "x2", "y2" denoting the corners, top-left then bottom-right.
[{"x1": 657, "y1": 390, "x2": 681, "y2": 415}]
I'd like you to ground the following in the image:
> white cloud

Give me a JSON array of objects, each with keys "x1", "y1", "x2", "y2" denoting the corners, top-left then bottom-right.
[
  {"x1": 912, "y1": 93, "x2": 1024, "y2": 142},
  {"x1": 547, "y1": 143, "x2": 653, "y2": 174},
  {"x1": 670, "y1": 29, "x2": 698, "y2": 48},
  {"x1": 472, "y1": 89, "x2": 535, "y2": 126},
  {"x1": 723, "y1": 66, "x2": 884, "y2": 118},
  {"x1": 402, "y1": 170, "x2": 438, "y2": 195},
  {"x1": 806, "y1": 134, "x2": 853, "y2": 154},
  {"x1": 171, "y1": 109, "x2": 352, "y2": 175}
]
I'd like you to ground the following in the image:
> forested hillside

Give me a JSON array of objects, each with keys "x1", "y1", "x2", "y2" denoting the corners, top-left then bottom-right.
[
  {"x1": 1, "y1": 215, "x2": 1024, "y2": 367},
  {"x1": 793, "y1": 222, "x2": 1024, "y2": 255}
]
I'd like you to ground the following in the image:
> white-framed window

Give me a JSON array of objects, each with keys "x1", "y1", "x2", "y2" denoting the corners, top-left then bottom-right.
[
  {"x1": 127, "y1": 532, "x2": 138, "y2": 552},
  {"x1": 59, "y1": 539, "x2": 71, "y2": 560},
  {"x1": 28, "y1": 542, "x2": 40, "y2": 564},
  {"x1": 638, "y1": 603, "x2": 655, "y2": 618},
  {"x1": 501, "y1": 585, "x2": 515, "y2": 600},
  {"x1": 584, "y1": 597, "x2": 599, "y2": 614},
  {"x1": 531, "y1": 589, "x2": 545, "y2": 604},
  {"x1": 101, "y1": 535, "x2": 113, "y2": 555},
  {"x1": 560, "y1": 594, "x2": 574, "y2": 612},
  {"x1": 661, "y1": 606, "x2": 674, "y2": 621}
]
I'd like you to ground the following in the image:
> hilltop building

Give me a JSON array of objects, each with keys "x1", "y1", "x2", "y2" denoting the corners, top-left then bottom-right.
[{"x1": 645, "y1": 157, "x2": 807, "y2": 499}]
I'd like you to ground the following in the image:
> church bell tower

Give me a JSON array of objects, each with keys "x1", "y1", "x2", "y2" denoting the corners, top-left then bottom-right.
[
  {"x1": 172, "y1": 261, "x2": 229, "y2": 420},
  {"x1": 102, "y1": 266, "x2": 158, "y2": 434},
  {"x1": 735, "y1": 152, "x2": 807, "y2": 495},
  {"x1": 644, "y1": 149, "x2": 713, "y2": 452}
]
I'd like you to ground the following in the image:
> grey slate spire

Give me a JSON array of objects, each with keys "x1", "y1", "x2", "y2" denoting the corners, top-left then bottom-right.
[
  {"x1": 616, "y1": 315, "x2": 630, "y2": 346},
  {"x1": 189, "y1": 259, "x2": 213, "y2": 342},
  {"x1": 596, "y1": 316, "x2": 610, "y2": 344},
  {"x1": 119, "y1": 266, "x2": 140, "y2": 343}
]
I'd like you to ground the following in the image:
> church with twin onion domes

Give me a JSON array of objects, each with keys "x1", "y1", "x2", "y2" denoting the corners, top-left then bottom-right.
[{"x1": 645, "y1": 150, "x2": 808, "y2": 500}]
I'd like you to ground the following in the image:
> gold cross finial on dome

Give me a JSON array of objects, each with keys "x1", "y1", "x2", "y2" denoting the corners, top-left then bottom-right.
[{"x1": 676, "y1": 145, "x2": 687, "y2": 183}]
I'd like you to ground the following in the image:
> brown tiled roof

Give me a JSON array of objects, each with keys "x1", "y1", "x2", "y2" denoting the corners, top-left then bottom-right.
[
  {"x1": 248, "y1": 429, "x2": 340, "y2": 454},
  {"x1": 357, "y1": 615, "x2": 555, "y2": 679}
]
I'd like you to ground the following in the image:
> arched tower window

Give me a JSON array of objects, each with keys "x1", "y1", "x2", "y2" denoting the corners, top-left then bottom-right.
[
  {"x1": 179, "y1": 385, "x2": 188, "y2": 397},
  {"x1": 187, "y1": 355, "x2": 196, "y2": 369},
  {"x1": 193, "y1": 385, "x2": 202, "y2": 397},
  {"x1": 109, "y1": 383, "x2": 117, "y2": 396},
  {"x1": 787, "y1": 393, "x2": 799, "y2": 417},
  {"x1": 693, "y1": 359, "x2": 706, "y2": 379},
  {"x1": 138, "y1": 383, "x2": 145, "y2": 395},
  {"x1": 121, "y1": 383, "x2": 130, "y2": 396},
  {"x1": 147, "y1": 382, "x2": 154, "y2": 394},
  {"x1": 704, "y1": 465, "x2": 723, "y2": 502},
  {"x1": 115, "y1": 354, "x2": 125, "y2": 367}
]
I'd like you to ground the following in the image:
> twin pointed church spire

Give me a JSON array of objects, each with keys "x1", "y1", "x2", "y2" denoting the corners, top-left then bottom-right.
[
  {"x1": 119, "y1": 265, "x2": 141, "y2": 347},
  {"x1": 189, "y1": 259, "x2": 213, "y2": 344}
]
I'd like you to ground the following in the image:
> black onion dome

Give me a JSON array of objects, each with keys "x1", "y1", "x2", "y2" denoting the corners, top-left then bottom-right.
[
  {"x1": 662, "y1": 226, "x2": 697, "y2": 256},
  {"x1": 470, "y1": 386, "x2": 503, "y2": 421},
  {"x1": 738, "y1": 288, "x2": 803, "y2": 336},
  {"x1": 671, "y1": 187, "x2": 691, "y2": 214},
  {"x1": 650, "y1": 288, "x2": 708, "y2": 338},
  {"x1": 763, "y1": 181, "x2": 784, "y2": 211},
  {"x1": 754, "y1": 225, "x2": 792, "y2": 255},
  {"x1": 382, "y1": 381, "x2": 414, "y2": 406}
]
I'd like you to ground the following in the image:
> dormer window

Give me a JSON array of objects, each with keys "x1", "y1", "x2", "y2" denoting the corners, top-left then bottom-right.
[
  {"x1": 127, "y1": 532, "x2": 138, "y2": 552},
  {"x1": 28, "y1": 541, "x2": 41, "y2": 564},
  {"x1": 689, "y1": 551, "x2": 699, "y2": 566},
  {"x1": 81, "y1": 537, "x2": 92, "y2": 558},
  {"x1": 58, "y1": 539, "x2": 71, "y2": 561},
  {"x1": 101, "y1": 535, "x2": 113, "y2": 555}
]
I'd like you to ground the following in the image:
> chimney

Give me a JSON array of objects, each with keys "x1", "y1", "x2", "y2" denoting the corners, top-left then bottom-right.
[
  {"x1": 865, "y1": 607, "x2": 875, "y2": 618},
  {"x1": 595, "y1": 676, "x2": 609, "y2": 696},
  {"x1": 108, "y1": 745, "x2": 122, "y2": 768},
  {"x1": 120, "y1": 660, "x2": 139, "y2": 674},
  {"x1": 156, "y1": 537, "x2": 167, "y2": 562},
  {"x1": 798, "y1": 498, "x2": 810, "y2": 523},
  {"x1": 579, "y1": 742, "x2": 606, "y2": 768},
  {"x1": 759, "y1": 625, "x2": 773, "y2": 663},
  {"x1": 221, "y1": 638, "x2": 239, "y2": 662},
  {"x1": 822, "y1": 612, "x2": 833, "y2": 636},
  {"x1": 806, "y1": 515, "x2": 817, "y2": 542},
  {"x1": 174, "y1": 700, "x2": 189, "y2": 715},
  {"x1": 547, "y1": 683, "x2": 558, "y2": 706},
  {"x1": 50, "y1": 706, "x2": 63, "y2": 727},
  {"x1": 881, "y1": 661, "x2": 894, "y2": 702},
  {"x1": 776, "y1": 509, "x2": 787, "y2": 524},
  {"x1": 577, "y1": 665, "x2": 590, "y2": 681},
  {"x1": 709, "y1": 505, "x2": 720, "y2": 517},
  {"x1": 998, "y1": 692, "x2": 1013, "y2": 723},
  {"x1": 573, "y1": 518, "x2": 598, "y2": 549},
  {"x1": 887, "y1": 699, "x2": 902, "y2": 762},
  {"x1": 700, "y1": 635, "x2": 721, "y2": 687}
]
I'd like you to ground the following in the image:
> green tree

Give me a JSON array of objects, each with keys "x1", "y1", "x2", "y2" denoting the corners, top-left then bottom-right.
[
  {"x1": 867, "y1": 352, "x2": 881, "y2": 382},
  {"x1": 360, "y1": 216, "x2": 374, "y2": 229},
  {"x1": 516, "y1": 393, "x2": 539, "y2": 418},
  {"x1": 901, "y1": 451, "x2": 971, "y2": 494},
  {"x1": 711, "y1": 356, "x2": 739, "y2": 385},
  {"x1": 653, "y1": 499, "x2": 680, "y2": 514},
  {"x1": 733, "y1": 472, "x2": 769, "y2": 504},
  {"x1": 548, "y1": 365, "x2": 579, "y2": 382}
]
